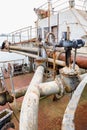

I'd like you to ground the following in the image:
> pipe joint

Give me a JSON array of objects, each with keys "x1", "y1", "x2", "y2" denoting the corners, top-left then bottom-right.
[
  {"x1": 59, "y1": 65, "x2": 81, "y2": 93},
  {"x1": 55, "y1": 76, "x2": 64, "y2": 98},
  {"x1": 35, "y1": 57, "x2": 48, "y2": 70}
]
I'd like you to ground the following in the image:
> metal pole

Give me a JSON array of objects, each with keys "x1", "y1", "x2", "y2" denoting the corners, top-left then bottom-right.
[
  {"x1": 48, "y1": 0, "x2": 51, "y2": 32},
  {"x1": 30, "y1": 26, "x2": 32, "y2": 39},
  {"x1": 57, "y1": 12, "x2": 59, "y2": 43},
  {"x1": 9, "y1": 65, "x2": 17, "y2": 107},
  {"x1": 19, "y1": 32, "x2": 21, "y2": 43}
]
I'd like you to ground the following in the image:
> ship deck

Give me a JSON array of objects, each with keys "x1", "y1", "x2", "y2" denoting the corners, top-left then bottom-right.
[{"x1": 0, "y1": 73, "x2": 87, "y2": 130}]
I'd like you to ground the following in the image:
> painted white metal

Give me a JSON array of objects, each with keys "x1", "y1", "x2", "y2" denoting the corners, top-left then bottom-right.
[
  {"x1": 19, "y1": 66, "x2": 44, "y2": 130},
  {"x1": 13, "y1": 73, "x2": 87, "y2": 98},
  {"x1": 62, "y1": 76, "x2": 87, "y2": 130},
  {"x1": 9, "y1": 50, "x2": 65, "y2": 66},
  {"x1": 39, "y1": 78, "x2": 64, "y2": 96},
  {"x1": 9, "y1": 46, "x2": 39, "y2": 53}
]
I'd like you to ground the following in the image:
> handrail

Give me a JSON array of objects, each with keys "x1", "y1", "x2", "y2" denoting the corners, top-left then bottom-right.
[
  {"x1": 9, "y1": 26, "x2": 32, "y2": 34},
  {"x1": 7, "y1": 26, "x2": 37, "y2": 43}
]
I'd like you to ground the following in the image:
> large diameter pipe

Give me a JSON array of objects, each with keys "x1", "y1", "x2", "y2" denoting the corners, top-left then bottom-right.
[
  {"x1": 19, "y1": 66, "x2": 45, "y2": 130},
  {"x1": 39, "y1": 79, "x2": 64, "y2": 96},
  {"x1": 47, "y1": 51, "x2": 87, "y2": 69},
  {"x1": 14, "y1": 81, "x2": 63, "y2": 98},
  {"x1": 15, "y1": 79, "x2": 63, "y2": 98},
  {"x1": 62, "y1": 76, "x2": 87, "y2": 130},
  {"x1": 9, "y1": 45, "x2": 38, "y2": 53},
  {"x1": 14, "y1": 87, "x2": 27, "y2": 98},
  {"x1": 58, "y1": 53, "x2": 87, "y2": 69}
]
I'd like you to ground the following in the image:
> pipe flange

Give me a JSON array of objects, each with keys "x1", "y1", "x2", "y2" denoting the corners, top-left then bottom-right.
[
  {"x1": 35, "y1": 58, "x2": 48, "y2": 69},
  {"x1": 55, "y1": 76, "x2": 64, "y2": 98},
  {"x1": 59, "y1": 64, "x2": 80, "y2": 76}
]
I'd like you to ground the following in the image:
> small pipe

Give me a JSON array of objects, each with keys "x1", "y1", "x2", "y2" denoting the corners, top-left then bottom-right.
[
  {"x1": 14, "y1": 87, "x2": 27, "y2": 99},
  {"x1": 9, "y1": 50, "x2": 66, "y2": 67},
  {"x1": 48, "y1": 57, "x2": 65, "y2": 66}
]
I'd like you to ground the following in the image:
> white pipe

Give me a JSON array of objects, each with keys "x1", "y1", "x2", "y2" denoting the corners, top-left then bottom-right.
[
  {"x1": 9, "y1": 50, "x2": 65, "y2": 66},
  {"x1": 62, "y1": 76, "x2": 87, "y2": 130},
  {"x1": 19, "y1": 66, "x2": 64, "y2": 130},
  {"x1": 9, "y1": 45, "x2": 38, "y2": 53},
  {"x1": 19, "y1": 66, "x2": 44, "y2": 130},
  {"x1": 15, "y1": 80, "x2": 64, "y2": 98},
  {"x1": 39, "y1": 79, "x2": 64, "y2": 96}
]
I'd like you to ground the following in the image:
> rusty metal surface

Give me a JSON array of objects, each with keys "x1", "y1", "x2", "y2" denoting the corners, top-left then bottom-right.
[
  {"x1": 60, "y1": 65, "x2": 81, "y2": 92},
  {"x1": 58, "y1": 53, "x2": 87, "y2": 69},
  {"x1": 48, "y1": 51, "x2": 87, "y2": 69},
  {"x1": 1, "y1": 72, "x2": 87, "y2": 130}
]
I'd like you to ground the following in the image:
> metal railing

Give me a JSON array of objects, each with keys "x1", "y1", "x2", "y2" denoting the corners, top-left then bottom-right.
[{"x1": 7, "y1": 26, "x2": 37, "y2": 44}]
